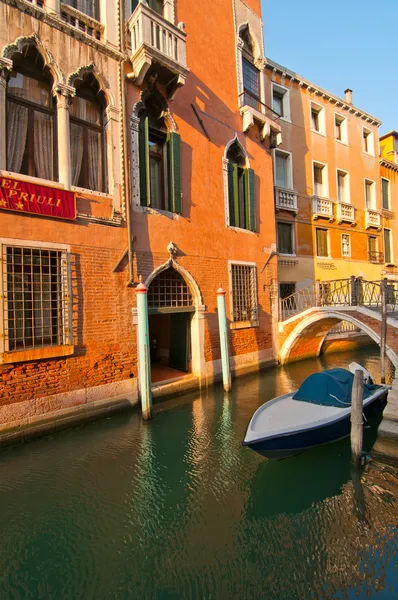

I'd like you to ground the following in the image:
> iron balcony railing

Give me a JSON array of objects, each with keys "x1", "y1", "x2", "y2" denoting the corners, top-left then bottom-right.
[
  {"x1": 368, "y1": 250, "x2": 384, "y2": 264},
  {"x1": 279, "y1": 277, "x2": 398, "y2": 321},
  {"x1": 239, "y1": 91, "x2": 280, "y2": 122}
]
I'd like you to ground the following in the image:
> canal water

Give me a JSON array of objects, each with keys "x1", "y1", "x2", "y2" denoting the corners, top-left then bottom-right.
[{"x1": 0, "y1": 347, "x2": 397, "y2": 600}]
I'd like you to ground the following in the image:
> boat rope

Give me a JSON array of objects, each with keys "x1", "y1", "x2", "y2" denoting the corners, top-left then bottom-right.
[{"x1": 329, "y1": 394, "x2": 351, "y2": 406}]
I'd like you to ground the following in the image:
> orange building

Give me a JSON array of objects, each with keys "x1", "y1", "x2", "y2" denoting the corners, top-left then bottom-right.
[
  {"x1": 0, "y1": 0, "x2": 279, "y2": 441},
  {"x1": 263, "y1": 59, "x2": 385, "y2": 301}
]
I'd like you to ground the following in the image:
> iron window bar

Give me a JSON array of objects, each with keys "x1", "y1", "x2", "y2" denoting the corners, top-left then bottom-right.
[
  {"x1": 238, "y1": 92, "x2": 280, "y2": 122},
  {"x1": 231, "y1": 264, "x2": 258, "y2": 322}
]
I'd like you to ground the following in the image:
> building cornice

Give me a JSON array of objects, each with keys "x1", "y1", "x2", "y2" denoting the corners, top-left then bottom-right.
[
  {"x1": 1, "y1": 0, "x2": 124, "y2": 62},
  {"x1": 380, "y1": 158, "x2": 398, "y2": 172},
  {"x1": 266, "y1": 57, "x2": 382, "y2": 127}
]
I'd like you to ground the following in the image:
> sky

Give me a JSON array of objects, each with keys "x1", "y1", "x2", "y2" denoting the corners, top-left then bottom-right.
[{"x1": 261, "y1": 0, "x2": 397, "y2": 135}]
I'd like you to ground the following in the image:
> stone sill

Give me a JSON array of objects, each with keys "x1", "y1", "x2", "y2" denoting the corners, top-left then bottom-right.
[
  {"x1": 230, "y1": 320, "x2": 259, "y2": 330},
  {"x1": 1, "y1": 344, "x2": 74, "y2": 365},
  {"x1": 0, "y1": 170, "x2": 64, "y2": 190}
]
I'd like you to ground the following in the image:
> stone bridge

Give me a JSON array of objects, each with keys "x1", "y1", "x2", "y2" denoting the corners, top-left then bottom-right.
[{"x1": 278, "y1": 277, "x2": 398, "y2": 368}]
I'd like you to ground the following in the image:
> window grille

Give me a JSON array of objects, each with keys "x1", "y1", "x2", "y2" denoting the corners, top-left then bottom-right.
[
  {"x1": 147, "y1": 268, "x2": 193, "y2": 309},
  {"x1": 231, "y1": 264, "x2": 258, "y2": 322},
  {"x1": 2, "y1": 245, "x2": 70, "y2": 352}
]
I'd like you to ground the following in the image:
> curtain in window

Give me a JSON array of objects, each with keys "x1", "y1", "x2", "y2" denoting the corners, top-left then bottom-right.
[
  {"x1": 70, "y1": 123, "x2": 84, "y2": 186},
  {"x1": 34, "y1": 112, "x2": 53, "y2": 181},
  {"x1": 275, "y1": 154, "x2": 287, "y2": 188},
  {"x1": 87, "y1": 129, "x2": 100, "y2": 191},
  {"x1": 314, "y1": 166, "x2": 323, "y2": 196},
  {"x1": 6, "y1": 102, "x2": 28, "y2": 173}
]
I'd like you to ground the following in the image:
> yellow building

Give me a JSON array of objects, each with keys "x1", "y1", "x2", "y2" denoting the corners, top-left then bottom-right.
[
  {"x1": 379, "y1": 131, "x2": 398, "y2": 279},
  {"x1": 263, "y1": 59, "x2": 385, "y2": 301}
]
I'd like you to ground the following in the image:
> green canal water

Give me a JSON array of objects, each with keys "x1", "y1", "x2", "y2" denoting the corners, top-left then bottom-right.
[{"x1": 0, "y1": 347, "x2": 397, "y2": 600}]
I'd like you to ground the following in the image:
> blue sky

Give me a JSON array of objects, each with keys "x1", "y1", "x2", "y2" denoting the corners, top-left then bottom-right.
[{"x1": 261, "y1": 0, "x2": 396, "y2": 134}]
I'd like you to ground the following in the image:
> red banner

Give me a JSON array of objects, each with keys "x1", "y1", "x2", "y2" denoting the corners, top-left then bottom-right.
[{"x1": 0, "y1": 176, "x2": 76, "y2": 220}]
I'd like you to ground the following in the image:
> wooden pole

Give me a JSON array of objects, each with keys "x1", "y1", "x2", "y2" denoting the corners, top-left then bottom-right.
[
  {"x1": 351, "y1": 369, "x2": 364, "y2": 467},
  {"x1": 217, "y1": 287, "x2": 231, "y2": 392},
  {"x1": 380, "y1": 278, "x2": 387, "y2": 384}
]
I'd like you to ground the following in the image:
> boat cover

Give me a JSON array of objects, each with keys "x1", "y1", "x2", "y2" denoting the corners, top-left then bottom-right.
[{"x1": 292, "y1": 368, "x2": 376, "y2": 407}]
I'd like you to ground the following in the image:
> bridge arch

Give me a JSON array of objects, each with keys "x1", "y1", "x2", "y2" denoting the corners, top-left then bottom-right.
[{"x1": 280, "y1": 310, "x2": 398, "y2": 369}]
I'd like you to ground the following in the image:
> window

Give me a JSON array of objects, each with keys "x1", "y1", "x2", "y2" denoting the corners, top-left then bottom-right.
[
  {"x1": 6, "y1": 46, "x2": 57, "y2": 181},
  {"x1": 341, "y1": 233, "x2": 351, "y2": 257},
  {"x1": 230, "y1": 263, "x2": 258, "y2": 322},
  {"x1": 242, "y1": 58, "x2": 261, "y2": 110},
  {"x1": 279, "y1": 282, "x2": 295, "y2": 300},
  {"x1": 2, "y1": 244, "x2": 70, "y2": 352},
  {"x1": 382, "y1": 178, "x2": 390, "y2": 210},
  {"x1": 70, "y1": 74, "x2": 107, "y2": 193},
  {"x1": 226, "y1": 141, "x2": 255, "y2": 231},
  {"x1": 310, "y1": 102, "x2": 325, "y2": 135},
  {"x1": 313, "y1": 163, "x2": 327, "y2": 197},
  {"x1": 337, "y1": 170, "x2": 349, "y2": 203},
  {"x1": 368, "y1": 235, "x2": 380, "y2": 262},
  {"x1": 63, "y1": 0, "x2": 100, "y2": 19},
  {"x1": 365, "y1": 179, "x2": 376, "y2": 209},
  {"x1": 272, "y1": 83, "x2": 290, "y2": 120},
  {"x1": 384, "y1": 228, "x2": 393, "y2": 264},
  {"x1": 316, "y1": 228, "x2": 329, "y2": 257},
  {"x1": 363, "y1": 127, "x2": 374, "y2": 155},
  {"x1": 274, "y1": 150, "x2": 292, "y2": 189},
  {"x1": 334, "y1": 114, "x2": 348, "y2": 143},
  {"x1": 277, "y1": 222, "x2": 294, "y2": 255},
  {"x1": 139, "y1": 114, "x2": 182, "y2": 213}
]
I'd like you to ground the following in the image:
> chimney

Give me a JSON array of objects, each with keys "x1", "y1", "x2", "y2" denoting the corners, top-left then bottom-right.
[{"x1": 344, "y1": 88, "x2": 353, "y2": 105}]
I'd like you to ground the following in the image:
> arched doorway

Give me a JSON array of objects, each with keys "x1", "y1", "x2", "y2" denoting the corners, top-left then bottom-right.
[{"x1": 147, "y1": 267, "x2": 195, "y2": 381}]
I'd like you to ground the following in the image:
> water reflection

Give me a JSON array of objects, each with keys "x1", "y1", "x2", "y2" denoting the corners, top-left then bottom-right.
[{"x1": 0, "y1": 347, "x2": 396, "y2": 600}]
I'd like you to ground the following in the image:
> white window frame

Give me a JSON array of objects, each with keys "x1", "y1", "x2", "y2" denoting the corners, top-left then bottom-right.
[
  {"x1": 364, "y1": 178, "x2": 376, "y2": 209},
  {"x1": 310, "y1": 101, "x2": 326, "y2": 136},
  {"x1": 228, "y1": 260, "x2": 259, "y2": 327},
  {"x1": 277, "y1": 220, "x2": 296, "y2": 256},
  {"x1": 312, "y1": 160, "x2": 329, "y2": 197},
  {"x1": 336, "y1": 168, "x2": 350, "y2": 203},
  {"x1": 0, "y1": 238, "x2": 73, "y2": 361},
  {"x1": 341, "y1": 233, "x2": 351, "y2": 258},
  {"x1": 334, "y1": 112, "x2": 348, "y2": 144},
  {"x1": 381, "y1": 177, "x2": 391, "y2": 211},
  {"x1": 315, "y1": 227, "x2": 330, "y2": 258},
  {"x1": 273, "y1": 149, "x2": 293, "y2": 190},
  {"x1": 271, "y1": 82, "x2": 290, "y2": 122},
  {"x1": 384, "y1": 228, "x2": 394, "y2": 266},
  {"x1": 362, "y1": 126, "x2": 375, "y2": 156}
]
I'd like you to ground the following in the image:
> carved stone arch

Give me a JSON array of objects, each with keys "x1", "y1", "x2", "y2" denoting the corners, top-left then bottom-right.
[
  {"x1": 224, "y1": 134, "x2": 250, "y2": 169},
  {"x1": 67, "y1": 64, "x2": 115, "y2": 107},
  {"x1": 144, "y1": 258, "x2": 203, "y2": 308},
  {"x1": 133, "y1": 89, "x2": 178, "y2": 133},
  {"x1": 2, "y1": 34, "x2": 65, "y2": 86},
  {"x1": 238, "y1": 22, "x2": 264, "y2": 65}
]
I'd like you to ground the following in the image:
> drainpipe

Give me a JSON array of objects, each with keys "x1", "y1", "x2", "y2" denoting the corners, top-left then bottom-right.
[
  {"x1": 118, "y1": 0, "x2": 134, "y2": 286},
  {"x1": 217, "y1": 287, "x2": 232, "y2": 392},
  {"x1": 136, "y1": 280, "x2": 152, "y2": 419}
]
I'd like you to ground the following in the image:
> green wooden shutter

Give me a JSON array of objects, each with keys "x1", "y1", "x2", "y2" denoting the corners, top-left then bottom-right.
[
  {"x1": 139, "y1": 117, "x2": 150, "y2": 207},
  {"x1": 244, "y1": 168, "x2": 256, "y2": 232},
  {"x1": 167, "y1": 132, "x2": 182, "y2": 214},
  {"x1": 228, "y1": 161, "x2": 239, "y2": 227}
]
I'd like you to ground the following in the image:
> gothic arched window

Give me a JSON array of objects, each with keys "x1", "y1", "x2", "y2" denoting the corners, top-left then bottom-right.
[
  {"x1": 239, "y1": 26, "x2": 261, "y2": 111},
  {"x1": 226, "y1": 140, "x2": 255, "y2": 232},
  {"x1": 6, "y1": 45, "x2": 57, "y2": 181},
  {"x1": 69, "y1": 73, "x2": 107, "y2": 193}
]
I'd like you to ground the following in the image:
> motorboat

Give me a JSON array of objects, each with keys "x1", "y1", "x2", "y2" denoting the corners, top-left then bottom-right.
[{"x1": 242, "y1": 363, "x2": 389, "y2": 460}]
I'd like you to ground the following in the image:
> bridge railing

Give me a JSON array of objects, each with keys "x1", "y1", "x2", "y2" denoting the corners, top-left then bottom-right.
[{"x1": 279, "y1": 277, "x2": 398, "y2": 321}]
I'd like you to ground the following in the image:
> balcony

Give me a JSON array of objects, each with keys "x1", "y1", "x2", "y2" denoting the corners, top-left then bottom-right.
[
  {"x1": 239, "y1": 91, "x2": 282, "y2": 143},
  {"x1": 337, "y1": 201, "x2": 356, "y2": 225},
  {"x1": 365, "y1": 209, "x2": 381, "y2": 230},
  {"x1": 60, "y1": 3, "x2": 103, "y2": 40},
  {"x1": 312, "y1": 196, "x2": 334, "y2": 221},
  {"x1": 275, "y1": 187, "x2": 298, "y2": 214},
  {"x1": 368, "y1": 251, "x2": 384, "y2": 264},
  {"x1": 128, "y1": 3, "x2": 189, "y2": 99}
]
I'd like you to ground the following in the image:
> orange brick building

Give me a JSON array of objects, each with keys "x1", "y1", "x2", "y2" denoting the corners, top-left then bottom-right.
[{"x1": 0, "y1": 0, "x2": 279, "y2": 441}]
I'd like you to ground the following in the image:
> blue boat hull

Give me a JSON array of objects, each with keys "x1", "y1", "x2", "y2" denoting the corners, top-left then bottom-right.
[{"x1": 243, "y1": 389, "x2": 388, "y2": 460}]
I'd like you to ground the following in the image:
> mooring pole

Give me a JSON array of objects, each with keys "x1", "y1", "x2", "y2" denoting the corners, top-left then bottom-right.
[
  {"x1": 351, "y1": 369, "x2": 364, "y2": 467},
  {"x1": 380, "y1": 278, "x2": 387, "y2": 384},
  {"x1": 217, "y1": 287, "x2": 231, "y2": 392},
  {"x1": 136, "y1": 279, "x2": 152, "y2": 420}
]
